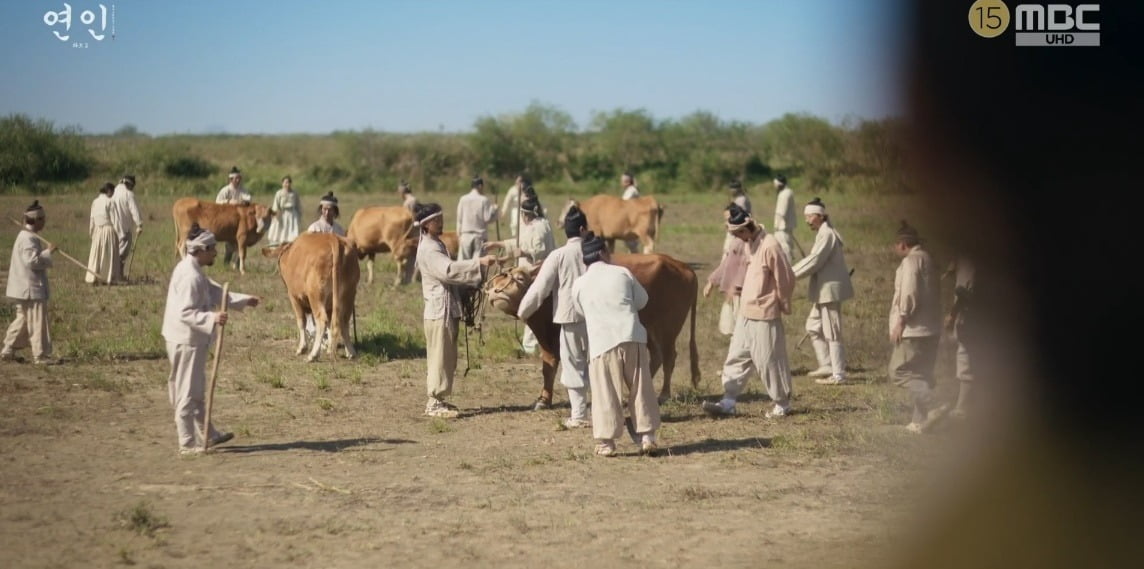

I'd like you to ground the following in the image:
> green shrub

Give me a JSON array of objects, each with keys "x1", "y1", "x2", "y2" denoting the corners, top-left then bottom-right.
[{"x1": 0, "y1": 114, "x2": 93, "y2": 188}]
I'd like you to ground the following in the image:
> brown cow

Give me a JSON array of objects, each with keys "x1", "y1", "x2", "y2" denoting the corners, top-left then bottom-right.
[
  {"x1": 557, "y1": 196, "x2": 664, "y2": 254},
  {"x1": 484, "y1": 253, "x2": 699, "y2": 408},
  {"x1": 345, "y1": 205, "x2": 458, "y2": 285},
  {"x1": 172, "y1": 198, "x2": 272, "y2": 275},
  {"x1": 263, "y1": 232, "x2": 360, "y2": 362}
]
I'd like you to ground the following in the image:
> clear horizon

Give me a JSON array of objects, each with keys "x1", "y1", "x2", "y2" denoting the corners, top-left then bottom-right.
[{"x1": 1, "y1": 0, "x2": 907, "y2": 136}]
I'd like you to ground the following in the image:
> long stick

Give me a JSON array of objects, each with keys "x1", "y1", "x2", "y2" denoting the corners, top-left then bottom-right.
[
  {"x1": 9, "y1": 218, "x2": 103, "y2": 280},
  {"x1": 124, "y1": 230, "x2": 140, "y2": 280},
  {"x1": 202, "y1": 282, "x2": 230, "y2": 452}
]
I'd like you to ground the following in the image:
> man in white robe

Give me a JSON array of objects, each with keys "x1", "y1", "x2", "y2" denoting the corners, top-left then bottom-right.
[
  {"x1": 109, "y1": 174, "x2": 143, "y2": 272},
  {"x1": 87, "y1": 183, "x2": 122, "y2": 285},
  {"x1": 571, "y1": 232, "x2": 661, "y2": 456},
  {"x1": 772, "y1": 175, "x2": 800, "y2": 263},
  {"x1": 216, "y1": 167, "x2": 252, "y2": 265},
  {"x1": 620, "y1": 172, "x2": 642, "y2": 253},
  {"x1": 415, "y1": 203, "x2": 496, "y2": 418},
  {"x1": 307, "y1": 192, "x2": 346, "y2": 236},
  {"x1": 161, "y1": 224, "x2": 260, "y2": 454},
  {"x1": 888, "y1": 221, "x2": 947, "y2": 433},
  {"x1": 791, "y1": 198, "x2": 854, "y2": 385},
  {"x1": 456, "y1": 177, "x2": 498, "y2": 260},
  {"x1": 2, "y1": 201, "x2": 57, "y2": 365},
  {"x1": 500, "y1": 174, "x2": 525, "y2": 238},
  {"x1": 516, "y1": 205, "x2": 591, "y2": 428}
]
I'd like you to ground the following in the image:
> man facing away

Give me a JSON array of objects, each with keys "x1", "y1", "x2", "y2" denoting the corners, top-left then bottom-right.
[
  {"x1": 571, "y1": 232, "x2": 661, "y2": 456},
  {"x1": 110, "y1": 174, "x2": 143, "y2": 274},
  {"x1": 456, "y1": 176, "x2": 498, "y2": 260},
  {"x1": 791, "y1": 197, "x2": 853, "y2": 385},
  {"x1": 701, "y1": 206, "x2": 797, "y2": 418},
  {"x1": 772, "y1": 175, "x2": 799, "y2": 263},
  {"x1": 517, "y1": 205, "x2": 592, "y2": 427}
]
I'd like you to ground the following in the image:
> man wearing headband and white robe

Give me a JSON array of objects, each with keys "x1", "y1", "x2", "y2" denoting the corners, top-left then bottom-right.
[
  {"x1": 485, "y1": 196, "x2": 556, "y2": 355},
  {"x1": 702, "y1": 206, "x2": 797, "y2": 418},
  {"x1": 308, "y1": 192, "x2": 346, "y2": 236},
  {"x1": 2, "y1": 201, "x2": 58, "y2": 365},
  {"x1": 456, "y1": 177, "x2": 498, "y2": 261},
  {"x1": 415, "y1": 203, "x2": 496, "y2": 418},
  {"x1": 110, "y1": 174, "x2": 143, "y2": 274},
  {"x1": 216, "y1": 167, "x2": 253, "y2": 265},
  {"x1": 772, "y1": 175, "x2": 799, "y2": 263},
  {"x1": 571, "y1": 232, "x2": 661, "y2": 456},
  {"x1": 161, "y1": 224, "x2": 260, "y2": 454},
  {"x1": 216, "y1": 167, "x2": 252, "y2": 205},
  {"x1": 516, "y1": 205, "x2": 592, "y2": 427},
  {"x1": 791, "y1": 197, "x2": 854, "y2": 385}
]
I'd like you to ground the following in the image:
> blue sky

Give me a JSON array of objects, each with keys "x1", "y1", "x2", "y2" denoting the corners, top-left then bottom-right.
[{"x1": 0, "y1": 0, "x2": 907, "y2": 135}]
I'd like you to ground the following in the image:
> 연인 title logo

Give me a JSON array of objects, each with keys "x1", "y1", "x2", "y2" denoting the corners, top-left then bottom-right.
[
  {"x1": 43, "y1": 3, "x2": 116, "y2": 49},
  {"x1": 968, "y1": 0, "x2": 1100, "y2": 46}
]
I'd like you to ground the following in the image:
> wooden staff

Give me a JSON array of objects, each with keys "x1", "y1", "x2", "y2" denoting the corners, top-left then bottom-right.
[
  {"x1": 202, "y1": 282, "x2": 230, "y2": 452},
  {"x1": 9, "y1": 218, "x2": 103, "y2": 280},
  {"x1": 123, "y1": 228, "x2": 141, "y2": 280}
]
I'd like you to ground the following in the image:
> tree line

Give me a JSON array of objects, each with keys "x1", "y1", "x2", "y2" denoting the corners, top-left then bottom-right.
[{"x1": 1, "y1": 104, "x2": 907, "y2": 195}]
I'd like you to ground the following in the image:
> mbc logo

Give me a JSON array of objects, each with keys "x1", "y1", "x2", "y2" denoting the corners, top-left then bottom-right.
[{"x1": 968, "y1": 1, "x2": 1101, "y2": 46}]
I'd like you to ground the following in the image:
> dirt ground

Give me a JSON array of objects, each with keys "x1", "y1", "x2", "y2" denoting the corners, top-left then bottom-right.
[{"x1": 1, "y1": 191, "x2": 954, "y2": 568}]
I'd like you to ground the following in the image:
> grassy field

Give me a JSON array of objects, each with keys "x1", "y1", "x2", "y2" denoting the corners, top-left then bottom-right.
[{"x1": 0, "y1": 186, "x2": 965, "y2": 569}]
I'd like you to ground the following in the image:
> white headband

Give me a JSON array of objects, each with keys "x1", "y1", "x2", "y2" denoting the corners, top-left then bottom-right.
[
  {"x1": 24, "y1": 209, "x2": 45, "y2": 220},
  {"x1": 186, "y1": 229, "x2": 217, "y2": 253},
  {"x1": 804, "y1": 204, "x2": 826, "y2": 216},
  {"x1": 320, "y1": 198, "x2": 338, "y2": 208},
  {"x1": 413, "y1": 210, "x2": 443, "y2": 227}
]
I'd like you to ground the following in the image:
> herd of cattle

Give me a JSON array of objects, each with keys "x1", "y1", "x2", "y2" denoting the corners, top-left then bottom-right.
[{"x1": 170, "y1": 195, "x2": 695, "y2": 396}]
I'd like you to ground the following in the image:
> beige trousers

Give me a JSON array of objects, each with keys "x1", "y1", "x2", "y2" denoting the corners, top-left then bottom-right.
[
  {"x1": 720, "y1": 317, "x2": 793, "y2": 407},
  {"x1": 718, "y1": 296, "x2": 741, "y2": 336},
  {"x1": 889, "y1": 335, "x2": 940, "y2": 424},
  {"x1": 2, "y1": 300, "x2": 52, "y2": 360},
  {"x1": 458, "y1": 234, "x2": 484, "y2": 261},
  {"x1": 805, "y1": 301, "x2": 845, "y2": 376},
  {"x1": 589, "y1": 342, "x2": 661, "y2": 442},
  {"x1": 424, "y1": 318, "x2": 459, "y2": 399},
  {"x1": 166, "y1": 341, "x2": 222, "y2": 449}
]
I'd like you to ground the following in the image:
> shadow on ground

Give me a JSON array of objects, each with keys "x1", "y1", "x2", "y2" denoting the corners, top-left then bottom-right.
[
  {"x1": 664, "y1": 437, "x2": 772, "y2": 457},
  {"x1": 356, "y1": 332, "x2": 425, "y2": 360},
  {"x1": 218, "y1": 437, "x2": 415, "y2": 454}
]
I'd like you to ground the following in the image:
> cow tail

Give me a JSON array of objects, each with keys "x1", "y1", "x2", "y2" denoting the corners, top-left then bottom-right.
[
  {"x1": 689, "y1": 276, "x2": 700, "y2": 387},
  {"x1": 330, "y1": 236, "x2": 343, "y2": 354}
]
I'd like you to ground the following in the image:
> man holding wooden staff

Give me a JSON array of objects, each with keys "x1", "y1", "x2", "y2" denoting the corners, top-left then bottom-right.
[
  {"x1": 1, "y1": 201, "x2": 58, "y2": 365},
  {"x1": 161, "y1": 223, "x2": 260, "y2": 455}
]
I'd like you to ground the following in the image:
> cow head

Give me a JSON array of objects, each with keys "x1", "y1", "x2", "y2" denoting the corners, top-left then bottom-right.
[
  {"x1": 252, "y1": 204, "x2": 272, "y2": 234},
  {"x1": 484, "y1": 264, "x2": 539, "y2": 316}
]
